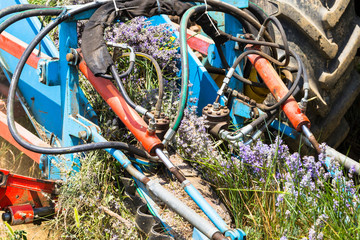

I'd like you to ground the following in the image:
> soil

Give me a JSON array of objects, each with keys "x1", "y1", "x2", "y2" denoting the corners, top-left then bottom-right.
[{"x1": 145, "y1": 153, "x2": 232, "y2": 240}]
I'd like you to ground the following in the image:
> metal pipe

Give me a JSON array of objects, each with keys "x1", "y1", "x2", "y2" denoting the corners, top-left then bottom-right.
[
  {"x1": 155, "y1": 148, "x2": 230, "y2": 233},
  {"x1": 147, "y1": 180, "x2": 224, "y2": 239},
  {"x1": 325, "y1": 146, "x2": 360, "y2": 175},
  {"x1": 219, "y1": 113, "x2": 270, "y2": 141},
  {"x1": 245, "y1": 114, "x2": 277, "y2": 145},
  {"x1": 301, "y1": 125, "x2": 321, "y2": 153},
  {"x1": 301, "y1": 125, "x2": 360, "y2": 175},
  {"x1": 219, "y1": 124, "x2": 253, "y2": 141},
  {"x1": 155, "y1": 148, "x2": 174, "y2": 169}
]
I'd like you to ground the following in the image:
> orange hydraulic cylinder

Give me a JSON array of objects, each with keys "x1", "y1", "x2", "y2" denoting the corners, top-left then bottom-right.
[
  {"x1": 247, "y1": 53, "x2": 310, "y2": 132},
  {"x1": 78, "y1": 56, "x2": 163, "y2": 155}
]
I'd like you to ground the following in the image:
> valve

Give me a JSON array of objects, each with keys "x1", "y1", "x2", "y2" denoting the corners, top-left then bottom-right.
[{"x1": 202, "y1": 104, "x2": 230, "y2": 136}]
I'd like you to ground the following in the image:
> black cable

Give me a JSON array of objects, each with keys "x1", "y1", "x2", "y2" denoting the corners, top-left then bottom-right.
[
  {"x1": 114, "y1": 143, "x2": 148, "y2": 158},
  {"x1": 6, "y1": 1, "x2": 160, "y2": 155},
  {"x1": 102, "y1": 51, "x2": 164, "y2": 117},
  {"x1": 217, "y1": 33, "x2": 305, "y2": 112},
  {"x1": 99, "y1": 61, "x2": 135, "y2": 80},
  {"x1": 0, "y1": 4, "x2": 53, "y2": 20},
  {"x1": 110, "y1": 64, "x2": 137, "y2": 109},
  {"x1": 258, "y1": 16, "x2": 290, "y2": 67},
  {"x1": 183, "y1": 0, "x2": 275, "y2": 43},
  {"x1": 205, "y1": 65, "x2": 226, "y2": 75},
  {"x1": 0, "y1": 8, "x2": 64, "y2": 35},
  {"x1": 129, "y1": 52, "x2": 164, "y2": 117},
  {"x1": 215, "y1": 43, "x2": 266, "y2": 88},
  {"x1": 248, "y1": 2, "x2": 275, "y2": 40}
]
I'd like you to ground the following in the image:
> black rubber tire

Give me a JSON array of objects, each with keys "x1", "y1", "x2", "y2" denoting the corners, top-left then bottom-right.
[{"x1": 250, "y1": 0, "x2": 360, "y2": 148}]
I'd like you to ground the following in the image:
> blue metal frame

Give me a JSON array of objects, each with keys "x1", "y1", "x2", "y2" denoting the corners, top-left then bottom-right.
[{"x1": 1, "y1": 0, "x2": 313, "y2": 239}]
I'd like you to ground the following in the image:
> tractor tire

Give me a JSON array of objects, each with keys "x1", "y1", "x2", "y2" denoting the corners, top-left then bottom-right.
[{"x1": 251, "y1": 0, "x2": 360, "y2": 148}]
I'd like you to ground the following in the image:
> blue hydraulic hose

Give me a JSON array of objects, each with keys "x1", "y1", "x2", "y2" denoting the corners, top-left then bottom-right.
[{"x1": 184, "y1": 183, "x2": 229, "y2": 233}]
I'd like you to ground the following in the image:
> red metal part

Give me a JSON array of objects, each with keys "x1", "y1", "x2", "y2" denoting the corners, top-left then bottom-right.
[
  {"x1": 0, "y1": 109, "x2": 50, "y2": 163},
  {"x1": 78, "y1": 51, "x2": 163, "y2": 155},
  {"x1": 186, "y1": 32, "x2": 213, "y2": 55},
  {"x1": 247, "y1": 51, "x2": 310, "y2": 132},
  {"x1": 6, "y1": 204, "x2": 34, "y2": 225},
  {"x1": 0, "y1": 32, "x2": 50, "y2": 69},
  {"x1": 0, "y1": 169, "x2": 57, "y2": 210},
  {"x1": 172, "y1": 23, "x2": 214, "y2": 55}
]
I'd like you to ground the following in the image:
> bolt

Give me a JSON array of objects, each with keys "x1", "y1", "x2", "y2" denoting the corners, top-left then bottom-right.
[
  {"x1": 207, "y1": 104, "x2": 212, "y2": 107},
  {"x1": 223, "y1": 110, "x2": 229, "y2": 114},
  {"x1": 148, "y1": 119, "x2": 156, "y2": 132},
  {"x1": 216, "y1": 112, "x2": 221, "y2": 115},
  {"x1": 204, "y1": 107, "x2": 208, "y2": 111},
  {"x1": 207, "y1": 110, "x2": 212, "y2": 114},
  {"x1": 78, "y1": 130, "x2": 87, "y2": 139},
  {"x1": 213, "y1": 102, "x2": 220, "y2": 110},
  {"x1": 66, "y1": 53, "x2": 75, "y2": 63}
]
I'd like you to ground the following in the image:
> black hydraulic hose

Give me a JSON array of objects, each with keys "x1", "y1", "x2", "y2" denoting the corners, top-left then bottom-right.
[
  {"x1": 228, "y1": 46, "x2": 305, "y2": 112},
  {"x1": 184, "y1": 0, "x2": 278, "y2": 59},
  {"x1": 106, "y1": 52, "x2": 164, "y2": 117},
  {"x1": 110, "y1": 64, "x2": 156, "y2": 124},
  {"x1": 182, "y1": 0, "x2": 274, "y2": 43},
  {"x1": 115, "y1": 143, "x2": 148, "y2": 158},
  {"x1": 100, "y1": 61, "x2": 135, "y2": 80},
  {"x1": 5, "y1": 1, "x2": 159, "y2": 155},
  {"x1": 205, "y1": 65, "x2": 226, "y2": 75},
  {"x1": 110, "y1": 64, "x2": 137, "y2": 110},
  {"x1": 215, "y1": 43, "x2": 266, "y2": 88},
  {"x1": 248, "y1": 2, "x2": 275, "y2": 40},
  {"x1": 257, "y1": 16, "x2": 290, "y2": 67},
  {"x1": 0, "y1": 8, "x2": 64, "y2": 35},
  {"x1": 217, "y1": 15, "x2": 290, "y2": 73},
  {"x1": 0, "y1": 4, "x2": 54, "y2": 20}
]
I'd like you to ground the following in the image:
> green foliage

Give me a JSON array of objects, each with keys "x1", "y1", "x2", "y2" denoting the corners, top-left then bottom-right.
[
  {"x1": 4, "y1": 223, "x2": 27, "y2": 240},
  {"x1": 49, "y1": 151, "x2": 140, "y2": 239},
  {"x1": 178, "y1": 110, "x2": 360, "y2": 239}
]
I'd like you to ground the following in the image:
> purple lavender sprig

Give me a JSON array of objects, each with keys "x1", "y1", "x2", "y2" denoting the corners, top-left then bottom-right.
[
  {"x1": 178, "y1": 108, "x2": 360, "y2": 239},
  {"x1": 105, "y1": 16, "x2": 180, "y2": 74}
]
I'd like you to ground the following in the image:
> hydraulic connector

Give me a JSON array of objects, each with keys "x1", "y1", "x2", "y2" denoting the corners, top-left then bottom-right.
[{"x1": 143, "y1": 111, "x2": 170, "y2": 141}]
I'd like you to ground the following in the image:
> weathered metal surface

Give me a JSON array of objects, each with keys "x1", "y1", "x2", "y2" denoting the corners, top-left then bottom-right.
[{"x1": 0, "y1": 169, "x2": 56, "y2": 210}]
